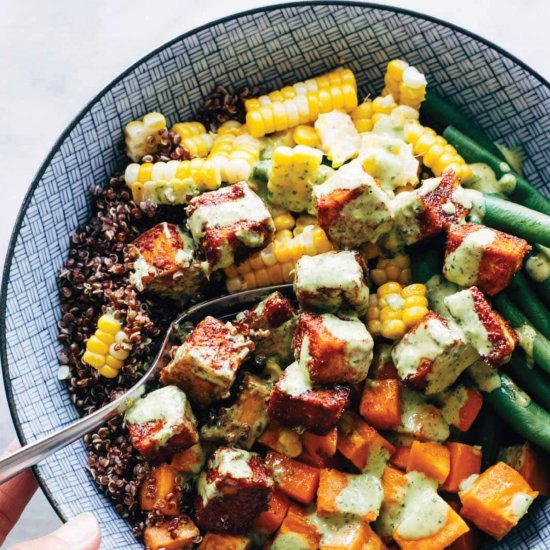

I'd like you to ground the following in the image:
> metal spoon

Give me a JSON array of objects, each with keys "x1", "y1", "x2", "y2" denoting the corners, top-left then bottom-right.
[{"x1": 0, "y1": 284, "x2": 292, "y2": 485}]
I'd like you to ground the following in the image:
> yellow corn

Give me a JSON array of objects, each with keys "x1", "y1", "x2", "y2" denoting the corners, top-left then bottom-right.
[
  {"x1": 171, "y1": 121, "x2": 206, "y2": 139},
  {"x1": 365, "y1": 282, "x2": 429, "y2": 339},
  {"x1": 382, "y1": 59, "x2": 427, "y2": 110},
  {"x1": 83, "y1": 313, "x2": 131, "y2": 378},
  {"x1": 267, "y1": 145, "x2": 323, "y2": 212},
  {"x1": 360, "y1": 242, "x2": 382, "y2": 261},
  {"x1": 124, "y1": 112, "x2": 167, "y2": 162},
  {"x1": 273, "y1": 212, "x2": 296, "y2": 232},
  {"x1": 293, "y1": 125, "x2": 320, "y2": 148},
  {"x1": 180, "y1": 133, "x2": 214, "y2": 158},
  {"x1": 404, "y1": 121, "x2": 472, "y2": 181},
  {"x1": 349, "y1": 95, "x2": 416, "y2": 133},
  {"x1": 350, "y1": 100, "x2": 374, "y2": 133},
  {"x1": 224, "y1": 225, "x2": 333, "y2": 292},
  {"x1": 370, "y1": 254, "x2": 412, "y2": 287}
]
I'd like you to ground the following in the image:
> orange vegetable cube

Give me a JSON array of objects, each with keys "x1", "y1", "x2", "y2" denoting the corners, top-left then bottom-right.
[
  {"x1": 390, "y1": 446, "x2": 411, "y2": 471},
  {"x1": 139, "y1": 463, "x2": 181, "y2": 516},
  {"x1": 500, "y1": 442, "x2": 550, "y2": 497},
  {"x1": 440, "y1": 385, "x2": 483, "y2": 432},
  {"x1": 447, "y1": 501, "x2": 480, "y2": 550},
  {"x1": 252, "y1": 488, "x2": 291, "y2": 534},
  {"x1": 198, "y1": 533, "x2": 251, "y2": 549},
  {"x1": 300, "y1": 429, "x2": 338, "y2": 467},
  {"x1": 459, "y1": 461, "x2": 538, "y2": 540},
  {"x1": 442, "y1": 443, "x2": 482, "y2": 493},
  {"x1": 265, "y1": 451, "x2": 320, "y2": 504},
  {"x1": 257, "y1": 420, "x2": 303, "y2": 458},
  {"x1": 170, "y1": 443, "x2": 205, "y2": 475},
  {"x1": 376, "y1": 466, "x2": 408, "y2": 543},
  {"x1": 271, "y1": 505, "x2": 320, "y2": 549},
  {"x1": 317, "y1": 518, "x2": 386, "y2": 550},
  {"x1": 360, "y1": 379, "x2": 402, "y2": 430},
  {"x1": 143, "y1": 516, "x2": 199, "y2": 550},
  {"x1": 406, "y1": 440, "x2": 450, "y2": 485}
]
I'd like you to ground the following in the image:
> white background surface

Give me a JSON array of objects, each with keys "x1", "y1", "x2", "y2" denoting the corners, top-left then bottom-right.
[{"x1": 1, "y1": 0, "x2": 548, "y2": 546}]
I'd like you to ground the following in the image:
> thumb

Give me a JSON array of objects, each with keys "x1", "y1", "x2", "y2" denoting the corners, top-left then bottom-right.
[{"x1": 10, "y1": 512, "x2": 101, "y2": 550}]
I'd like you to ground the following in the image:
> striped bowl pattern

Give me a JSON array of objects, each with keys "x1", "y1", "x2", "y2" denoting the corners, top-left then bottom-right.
[{"x1": 2, "y1": 3, "x2": 549, "y2": 548}]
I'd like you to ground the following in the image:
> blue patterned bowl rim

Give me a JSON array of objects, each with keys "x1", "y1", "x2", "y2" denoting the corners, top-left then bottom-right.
[{"x1": 1, "y1": 0, "x2": 549, "y2": 532}]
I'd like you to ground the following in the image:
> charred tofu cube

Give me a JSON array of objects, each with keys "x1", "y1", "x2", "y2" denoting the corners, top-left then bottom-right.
[
  {"x1": 187, "y1": 182, "x2": 275, "y2": 274},
  {"x1": 234, "y1": 292, "x2": 297, "y2": 363},
  {"x1": 160, "y1": 317, "x2": 254, "y2": 406},
  {"x1": 443, "y1": 223, "x2": 531, "y2": 295},
  {"x1": 444, "y1": 286, "x2": 518, "y2": 365},
  {"x1": 294, "y1": 251, "x2": 370, "y2": 314},
  {"x1": 392, "y1": 170, "x2": 470, "y2": 246},
  {"x1": 195, "y1": 447, "x2": 272, "y2": 533},
  {"x1": 128, "y1": 222, "x2": 203, "y2": 298},
  {"x1": 125, "y1": 386, "x2": 198, "y2": 460},
  {"x1": 201, "y1": 374, "x2": 270, "y2": 449},
  {"x1": 268, "y1": 361, "x2": 350, "y2": 435},
  {"x1": 313, "y1": 160, "x2": 393, "y2": 247},
  {"x1": 392, "y1": 311, "x2": 478, "y2": 395},
  {"x1": 293, "y1": 312, "x2": 373, "y2": 385}
]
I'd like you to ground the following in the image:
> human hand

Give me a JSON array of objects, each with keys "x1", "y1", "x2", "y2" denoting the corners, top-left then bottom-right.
[{"x1": 0, "y1": 440, "x2": 101, "y2": 549}]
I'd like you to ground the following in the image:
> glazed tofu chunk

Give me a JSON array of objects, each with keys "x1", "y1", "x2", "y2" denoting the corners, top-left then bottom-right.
[
  {"x1": 187, "y1": 182, "x2": 275, "y2": 274},
  {"x1": 128, "y1": 222, "x2": 203, "y2": 299},
  {"x1": 443, "y1": 223, "x2": 531, "y2": 295},
  {"x1": 444, "y1": 286, "x2": 518, "y2": 366},
  {"x1": 294, "y1": 251, "x2": 370, "y2": 314},
  {"x1": 313, "y1": 160, "x2": 393, "y2": 247},
  {"x1": 201, "y1": 374, "x2": 270, "y2": 449},
  {"x1": 392, "y1": 170, "x2": 471, "y2": 246},
  {"x1": 125, "y1": 385, "x2": 198, "y2": 460},
  {"x1": 195, "y1": 447, "x2": 272, "y2": 533},
  {"x1": 268, "y1": 361, "x2": 350, "y2": 435},
  {"x1": 160, "y1": 316, "x2": 254, "y2": 406},
  {"x1": 234, "y1": 291, "x2": 297, "y2": 363},
  {"x1": 293, "y1": 312, "x2": 373, "y2": 385},
  {"x1": 392, "y1": 311, "x2": 478, "y2": 395}
]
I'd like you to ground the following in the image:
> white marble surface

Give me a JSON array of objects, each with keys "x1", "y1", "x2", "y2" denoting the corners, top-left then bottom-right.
[{"x1": 1, "y1": 0, "x2": 548, "y2": 546}]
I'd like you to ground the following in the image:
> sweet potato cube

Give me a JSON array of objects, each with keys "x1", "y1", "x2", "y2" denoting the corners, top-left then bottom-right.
[
  {"x1": 266, "y1": 451, "x2": 320, "y2": 504},
  {"x1": 443, "y1": 223, "x2": 531, "y2": 295},
  {"x1": 406, "y1": 440, "x2": 450, "y2": 485},
  {"x1": 125, "y1": 385, "x2": 198, "y2": 460},
  {"x1": 317, "y1": 468, "x2": 383, "y2": 521},
  {"x1": 446, "y1": 501, "x2": 480, "y2": 550},
  {"x1": 140, "y1": 463, "x2": 181, "y2": 516},
  {"x1": 257, "y1": 420, "x2": 303, "y2": 458},
  {"x1": 500, "y1": 442, "x2": 550, "y2": 497},
  {"x1": 198, "y1": 533, "x2": 251, "y2": 549},
  {"x1": 337, "y1": 411, "x2": 395, "y2": 475},
  {"x1": 375, "y1": 466, "x2": 408, "y2": 543},
  {"x1": 390, "y1": 446, "x2": 411, "y2": 471},
  {"x1": 369, "y1": 343, "x2": 399, "y2": 380},
  {"x1": 252, "y1": 488, "x2": 291, "y2": 534},
  {"x1": 143, "y1": 516, "x2": 200, "y2": 550},
  {"x1": 160, "y1": 316, "x2": 253, "y2": 406},
  {"x1": 201, "y1": 374, "x2": 270, "y2": 449},
  {"x1": 442, "y1": 443, "x2": 482, "y2": 494},
  {"x1": 171, "y1": 443, "x2": 206, "y2": 475},
  {"x1": 195, "y1": 447, "x2": 272, "y2": 533},
  {"x1": 299, "y1": 429, "x2": 338, "y2": 468},
  {"x1": 440, "y1": 384, "x2": 483, "y2": 432},
  {"x1": 459, "y1": 461, "x2": 538, "y2": 540},
  {"x1": 128, "y1": 222, "x2": 203, "y2": 298},
  {"x1": 271, "y1": 505, "x2": 321, "y2": 549},
  {"x1": 360, "y1": 379, "x2": 402, "y2": 430},
  {"x1": 444, "y1": 287, "x2": 518, "y2": 366},
  {"x1": 268, "y1": 360, "x2": 350, "y2": 435}
]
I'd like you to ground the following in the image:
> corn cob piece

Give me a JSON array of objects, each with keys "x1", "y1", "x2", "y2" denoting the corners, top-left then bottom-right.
[
  {"x1": 171, "y1": 121, "x2": 214, "y2": 158},
  {"x1": 244, "y1": 68, "x2": 357, "y2": 112},
  {"x1": 404, "y1": 120, "x2": 472, "y2": 181},
  {"x1": 292, "y1": 125, "x2": 320, "y2": 148},
  {"x1": 366, "y1": 282, "x2": 429, "y2": 339},
  {"x1": 350, "y1": 100, "x2": 374, "y2": 132},
  {"x1": 267, "y1": 145, "x2": 323, "y2": 212},
  {"x1": 83, "y1": 313, "x2": 131, "y2": 378},
  {"x1": 350, "y1": 95, "x2": 407, "y2": 133},
  {"x1": 124, "y1": 159, "x2": 221, "y2": 204},
  {"x1": 224, "y1": 224, "x2": 333, "y2": 293},
  {"x1": 382, "y1": 59, "x2": 427, "y2": 110},
  {"x1": 171, "y1": 121, "x2": 207, "y2": 139},
  {"x1": 370, "y1": 254, "x2": 412, "y2": 287},
  {"x1": 124, "y1": 112, "x2": 167, "y2": 162}
]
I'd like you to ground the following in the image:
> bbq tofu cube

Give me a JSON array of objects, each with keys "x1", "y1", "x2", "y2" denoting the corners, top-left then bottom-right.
[
  {"x1": 125, "y1": 386, "x2": 198, "y2": 460},
  {"x1": 294, "y1": 251, "x2": 370, "y2": 314},
  {"x1": 195, "y1": 447, "x2": 272, "y2": 533},
  {"x1": 443, "y1": 223, "x2": 531, "y2": 295},
  {"x1": 128, "y1": 222, "x2": 203, "y2": 298},
  {"x1": 392, "y1": 311, "x2": 478, "y2": 395},
  {"x1": 187, "y1": 182, "x2": 275, "y2": 274},
  {"x1": 201, "y1": 374, "x2": 270, "y2": 449},
  {"x1": 234, "y1": 292, "x2": 297, "y2": 363},
  {"x1": 392, "y1": 170, "x2": 471, "y2": 246},
  {"x1": 160, "y1": 316, "x2": 254, "y2": 406},
  {"x1": 293, "y1": 312, "x2": 373, "y2": 385},
  {"x1": 444, "y1": 287, "x2": 518, "y2": 365},
  {"x1": 313, "y1": 160, "x2": 393, "y2": 247},
  {"x1": 268, "y1": 361, "x2": 350, "y2": 435}
]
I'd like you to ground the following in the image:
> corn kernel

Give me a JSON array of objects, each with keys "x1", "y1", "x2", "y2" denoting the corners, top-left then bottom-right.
[
  {"x1": 249, "y1": 253, "x2": 264, "y2": 271},
  {"x1": 399, "y1": 268, "x2": 412, "y2": 285},
  {"x1": 226, "y1": 277, "x2": 244, "y2": 293},
  {"x1": 106, "y1": 355, "x2": 124, "y2": 370},
  {"x1": 256, "y1": 268, "x2": 271, "y2": 288},
  {"x1": 402, "y1": 284, "x2": 427, "y2": 297},
  {"x1": 273, "y1": 213, "x2": 296, "y2": 231},
  {"x1": 97, "y1": 314, "x2": 121, "y2": 335},
  {"x1": 282, "y1": 262, "x2": 295, "y2": 283},
  {"x1": 367, "y1": 320, "x2": 382, "y2": 336},
  {"x1": 83, "y1": 351, "x2": 105, "y2": 369},
  {"x1": 244, "y1": 272, "x2": 257, "y2": 289},
  {"x1": 86, "y1": 335, "x2": 109, "y2": 355},
  {"x1": 95, "y1": 330, "x2": 115, "y2": 346},
  {"x1": 293, "y1": 125, "x2": 320, "y2": 148},
  {"x1": 378, "y1": 281, "x2": 403, "y2": 296},
  {"x1": 403, "y1": 306, "x2": 429, "y2": 327},
  {"x1": 394, "y1": 254, "x2": 411, "y2": 269},
  {"x1": 109, "y1": 344, "x2": 129, "y2": 361},
  {"x1": 386, "y1": 264, "x2": 401, "y2": 281},
  {"x1": 367, "y1": 306, "x2": 380, "y2": 320},
  {"x1": 371, "y1": 269, "x2": 387, "y2": 286},
  {"x1": 404, "y1": 295, "x2": 429, "y2": 308},
  {"x1": 381, "y1": 320, "x2": 407, "y2": 340},
  {"x1": 225, "y1": 265, "x2": 238, "y2": 278},
  {"x1": 361, "y1": 242, "x2": 381, "y2": 260},
  {"x1": 236, "y1": 261, "x2": 252, "y2": 275},
  {"x1": 380, "y1": 307, "x2": 402, "y2": 322},
  {"x1": 98, "y1": 365, "x2": 119, "y2": 378}
]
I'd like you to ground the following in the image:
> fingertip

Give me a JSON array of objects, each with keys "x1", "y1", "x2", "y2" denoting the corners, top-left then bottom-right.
[{"x1": 55, "y1": 512, "x2": 101, "y2": 549}]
